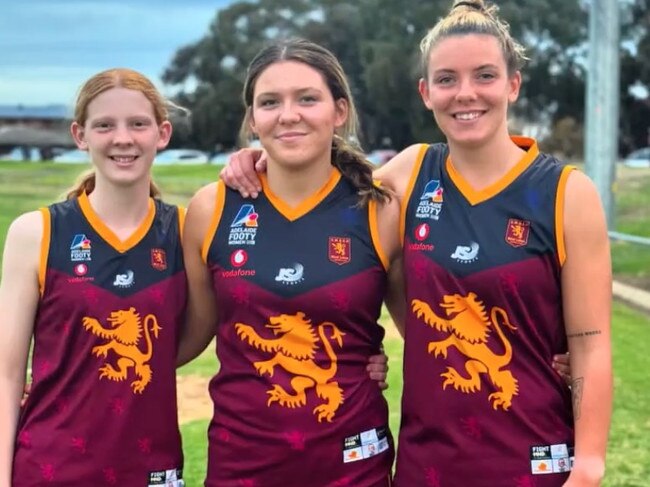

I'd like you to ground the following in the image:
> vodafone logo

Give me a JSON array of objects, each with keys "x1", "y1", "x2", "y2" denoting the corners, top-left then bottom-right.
[
  {"x1": 415, "y1": 223, "x2": 430, "y2": 242},
  {"x1": 230, "y1": 249, "x2": 248, "y2": 268},
  {"x1": 74, "y1": 263, "x2": 88, "y2": 276}
]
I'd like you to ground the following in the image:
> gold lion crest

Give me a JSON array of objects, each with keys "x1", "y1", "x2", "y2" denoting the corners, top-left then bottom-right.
[{"x1": 82, "y1": 307, "x2": 162, "y2": 394}]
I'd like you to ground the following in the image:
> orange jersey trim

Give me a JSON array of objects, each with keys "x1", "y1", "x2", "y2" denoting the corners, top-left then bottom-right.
[
  {"x1": 201, "y1": 181, "x2": 226, "y2": 264},
  {"x1": 178, "y1": 206, "x2": 186, "y2": 243},
  {"x1": 446, "y1": 136, "x2": 539, "y2": 206},
  {"x1": 260, "y1": 169, "x2": 341, "y2": 222},
  {"x1": 555, "y1": 165, "x2": 575, "y2": 267},
  {"x1": 38, "y1": 207, "x2": 51, "y2": 296},
  {"x1": 399, "y1": 144, "x2": 429, "y2": 246},
  {"x1": 368, "y1": 198, "x2": 389, "y2": 271},
  {"x1": 77, "y1": 191, "x2": 156, "y2": 253}
]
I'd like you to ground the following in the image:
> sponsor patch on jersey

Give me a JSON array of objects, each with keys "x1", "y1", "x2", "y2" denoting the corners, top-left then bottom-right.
[
  {"x1": 416, "y1": 180, "x2": 444, "y2": 221},
  {"x1": 275, "y1": 263, "x2": 305, "y2": 285},
  {"x1": 230, "y1": 249, "x2": 248, "y2": 268},
  {"x1": 229, "y1": 204, "x2": 258, "y2": 246},
  {"x1": 68, "y1": 263, "x2": 94, "y2": 284},
  {"x1": 113, "y1": 270, "x2": 135, "y2": 288},
  {"x1": 151, "y1": 248, "x2": 167, "y2": 271},
  {"x1": 530, "y1": 444, "x2": 574, "y2": 475},
  {"x1": 505, "y1": 218, "x2": 531, "y2": 248},
  {"x1": 70, "y1": 233, "x2": 92, "y2": 261},
  {"x1": 451, "y1": 241, "x2": 479, "y2": 263},
  {"x1": 415, "y1": 223, "x2": 430, "y2": 242},
  {"x1": 329, "y1": 237, "x2": 351, "y2": 265},
  {"x1": 343, "y1": 426, "x2": 389, "y2": 464},
  {"x1": 148, "y1": 467, "x2": 184, "y2": 486}
]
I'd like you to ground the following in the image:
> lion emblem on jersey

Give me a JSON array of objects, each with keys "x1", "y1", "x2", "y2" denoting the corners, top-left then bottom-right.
[
  {"x1": 412, "y1": 292, "x2": 519, "y2": 410},
  {"x1": 235, "y1": 312, "x2": 345, "y2": 422},
  {"x1": 82, "y1": 307, "x2": 162, "y2": 394}
]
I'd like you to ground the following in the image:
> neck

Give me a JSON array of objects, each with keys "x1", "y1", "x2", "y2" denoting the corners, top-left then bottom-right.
[
  {"x1": 266, "y1": 159, "x2": 334, "y2": 207},
  {"x1": 447, "y1": 131, "x2": 524, "y2": 190},
  {"x1": 87, "y1": 178, "x2": 152, "y2": 233}
]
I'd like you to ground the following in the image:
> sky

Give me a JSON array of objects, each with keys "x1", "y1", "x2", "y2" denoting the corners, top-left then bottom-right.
[{"x1": 0, "y1": 0, "x2": 233, "y2": 106}]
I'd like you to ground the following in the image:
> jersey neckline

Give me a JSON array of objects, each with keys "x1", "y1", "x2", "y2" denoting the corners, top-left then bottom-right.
[
  {"x1": 259, "y1": 168, "x2": 342, "y2": 221},
  {"x1": 445, "y1": 136, "x2": 539, "y2": 206},
  {"x1": 78, "y1": 191, "x2": 156, "y2": 253}
]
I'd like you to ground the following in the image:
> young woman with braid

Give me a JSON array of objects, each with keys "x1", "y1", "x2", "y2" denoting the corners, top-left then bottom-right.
[
  {"x1": 180, "y1": 38, "x2": 404, "y2": 486},
  {"x1": 221, "y1": 1, "x2": 612, "y2": 485}
]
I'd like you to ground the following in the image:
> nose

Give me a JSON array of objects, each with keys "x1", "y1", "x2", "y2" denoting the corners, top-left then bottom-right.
[
  {"x1": 278, "y1": 101, "x2": 300, "y2": 124},
  {"x1": 112, "y1": 123, "x2": 134, "y2": 145},
  {"x1": 455, "y1": 77, "x2": 477, "y2": 103}
]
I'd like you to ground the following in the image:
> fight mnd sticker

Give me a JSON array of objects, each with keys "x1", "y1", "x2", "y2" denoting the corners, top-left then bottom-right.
[
  {"x1": 148, "y1": 468, "x2": 184, "y2": 486},
  {"x1": 343, "y1": 426, "x2": 389, "y2": 464},
  {"x1": 530, "y1": 444, "x2": 574, "y2": 475}
]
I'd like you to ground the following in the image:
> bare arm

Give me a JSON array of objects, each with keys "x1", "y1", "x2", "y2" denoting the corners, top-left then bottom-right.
[
  {"x1": 372, "y1": 143, "x2": 424, "y2": 200},
  {"x1": 0, "y1": 212, "x2": 42, "y2": 486},
  {"x1": 561, "y1": 171, "x2": 613, "y2": 486},
  {"x1": 176, "y1": 184, "x2": 221, "y2": 366},
  {"x1": 376, "y1": 194, "x2": 405, "y2": 337}
]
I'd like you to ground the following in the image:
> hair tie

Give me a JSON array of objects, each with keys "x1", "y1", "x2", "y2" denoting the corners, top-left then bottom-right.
[{"x1": 453, "y1": 1, "x2": 483, "y2": 11}]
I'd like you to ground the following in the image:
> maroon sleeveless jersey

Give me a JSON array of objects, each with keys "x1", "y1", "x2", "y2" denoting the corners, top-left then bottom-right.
[
  {"x1": 203, "y1": 171, "x2": 394, "y2": 487},
  {"x1": 395, "y1": 138, "x2": 575, "y2": 487},
  {"x1": 13, "y1": 192, "x2": 186, "y2": 486}
]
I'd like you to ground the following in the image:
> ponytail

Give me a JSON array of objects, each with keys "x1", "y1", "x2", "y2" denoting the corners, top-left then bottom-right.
[
  {"x1": 330, "y1": 136, "x2": 392, "y2": 207},
  {"x1": 65, "y1": 170, "x2": 162, "y2": 200}
]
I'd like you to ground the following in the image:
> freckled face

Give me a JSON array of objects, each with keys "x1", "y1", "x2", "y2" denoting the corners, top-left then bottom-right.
[
  {"x1": 71, "y1": 87, "x2": 171, "y2": 188},
  {"x1": 419, "y1": 34, "x2": 521, "y2": 148}
]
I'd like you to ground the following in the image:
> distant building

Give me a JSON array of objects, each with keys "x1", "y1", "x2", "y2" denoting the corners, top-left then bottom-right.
[{"x1": 0, "y1": 104, "x2": 71, "y2": 130}]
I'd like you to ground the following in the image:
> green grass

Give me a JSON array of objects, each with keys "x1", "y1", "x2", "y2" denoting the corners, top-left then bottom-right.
[{"x1": 1, "y1": 162, "x2": 649, "y2": 485}]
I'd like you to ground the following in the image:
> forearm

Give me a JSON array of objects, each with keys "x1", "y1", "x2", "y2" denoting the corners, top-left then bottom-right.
[
  {"x1": 568, "y1": 342, "x2": 612, "y2": 483},
  {"x1": 0, "y1": 377, "x2": 23, "y2": 487}
]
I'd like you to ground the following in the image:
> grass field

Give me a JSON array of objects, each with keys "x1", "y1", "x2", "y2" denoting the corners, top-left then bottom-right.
[{"x1": 1, "y1": 161, "x2": 649, "y2": 485}]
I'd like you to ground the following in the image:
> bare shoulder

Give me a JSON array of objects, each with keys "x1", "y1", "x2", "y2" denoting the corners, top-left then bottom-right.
[
  {"x1": 2, "y1": 210, "x2": 44, "y2": 273},
  {"x1": 375, "y1": 194, "x2": 402, "y2": 264},
  {"x1": 189, "y1": 181, "x2": 220, "y2": 210},
  {"x1": 5, "y1": 210, "x2": 44, "y2": 249},
  {"x1": 373, "y1": 144, "x2": 426, "y2": 200},
  {"x1": 564, "y1": 170, "x2": 606, "y2": 228}
]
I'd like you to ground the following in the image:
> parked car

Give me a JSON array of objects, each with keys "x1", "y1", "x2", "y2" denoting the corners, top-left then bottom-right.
[
  {"x1": 52, "y1": 149, "x2": 91, "y2": 164},
  {"x1": 0, "y1": 147, "x2": 42, "y2": 162},
  {"x1": 155, "y1": 149, "x2": 208, "y2": 165},
  {"x1": 366, "y1": 149, "x2": 397, "y2": 166},
  {"x1": 623, "y1": 147, "x2": 650, "y2": 168}
]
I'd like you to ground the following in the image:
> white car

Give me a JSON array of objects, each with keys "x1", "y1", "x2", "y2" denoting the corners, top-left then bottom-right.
[
  {"x1": 155, "y1": 149, "x2": 209, "y2": 165},
  {"x1": 623, "y1": 147, "x2": 650, "y2": 168}
]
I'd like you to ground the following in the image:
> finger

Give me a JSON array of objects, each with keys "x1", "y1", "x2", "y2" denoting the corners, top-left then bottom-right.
[
  {"x1": 233, "y1": 151, "x2": 263, "y2": 196},
  {"x1": 367, "y1": 354, "x2": 388, "y2": 364},
  {"x1": 553, "y1": 353, "x2": 570, "y2": 365},
  {"x1": 378, "y1": 381, "x2": 388, "y2": 391},
  {"x1": 368, "y1": 371, "x2": 387, "y2": 382}
]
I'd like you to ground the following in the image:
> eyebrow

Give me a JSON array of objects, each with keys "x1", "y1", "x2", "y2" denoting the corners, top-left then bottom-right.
[
  {"x1": 255, "y1": 87, "x2": 323, "y2": 97},
  {"x1": 432, "y1": 64, "x2": 500, "y2": 75}
]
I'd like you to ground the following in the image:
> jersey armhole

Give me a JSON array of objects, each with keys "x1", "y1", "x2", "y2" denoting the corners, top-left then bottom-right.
[
  {"x1": 368, "y1": 198, "x2": 389, "y2": 271},
  {"x1": 399, "y1": 144, "x2": 429, "y2": 247},
  {"x1": 555, "y1": 165, "x2": 576, "y2": 267},
  {"x1": 177, "y1": 206, "x2": 187, "y2": 241},
  {"x1": 38, "y1": 207, "x2": 51, "y2": 296},
  {"x1": 201, "y1": 181, "x2": 226, "y2": 264}
]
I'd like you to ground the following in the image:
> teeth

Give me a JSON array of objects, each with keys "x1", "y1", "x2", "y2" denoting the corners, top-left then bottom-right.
[
  {"x1": 112, "y1": 156, "x2": 137, "y2": 162},
  {"x1": 455, "y1": 112, "x2": 481, "y2": 120}
]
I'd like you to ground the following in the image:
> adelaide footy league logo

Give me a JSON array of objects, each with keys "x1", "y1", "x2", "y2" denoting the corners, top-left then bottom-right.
[
  {"x1": 416, "y1": 180, "x2": 444, "y2": 221},
  {"x1": 228, "y1": 204, "x2": 259, "y2": 246},
  {"x1": 70, "y1": 234, "x2": 92, "y2": 261}
]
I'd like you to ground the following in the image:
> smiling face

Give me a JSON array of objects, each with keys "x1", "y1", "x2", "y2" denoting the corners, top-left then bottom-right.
[
  {"x1": 248, "y1": 60, "x2": 348, "y2": 171},
  {"x1": 71, "y1": 87, "x2": 171, "y2": 190},
  {"x1": 419, "y1": 33, "x2": 521, "y2": 149}
]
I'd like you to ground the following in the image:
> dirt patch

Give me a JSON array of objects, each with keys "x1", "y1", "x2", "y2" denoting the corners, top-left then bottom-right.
[{"x1": 177, "y1": 374, "x2": 212, "y2": 425}]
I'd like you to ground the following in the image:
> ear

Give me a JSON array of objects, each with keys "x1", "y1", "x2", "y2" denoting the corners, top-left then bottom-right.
[
  {"x1": 333, "y1": 98, "x2": 349, "y2": 129},
  {"x1": 246, "y1": 108, "x2": 257, "y2": 136},
  {"x1": 70, "y1": 122, "x2": 88, "y2": 150},
  {"x1": 507, "y1": 70, "x2": 522, "y2": 104},
  {"x1": 418, "y1": 78, "x2": 434, "y2": 110},
  {"x1": 156, "y1": 120, "x2": 173, "y2": 150}
]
